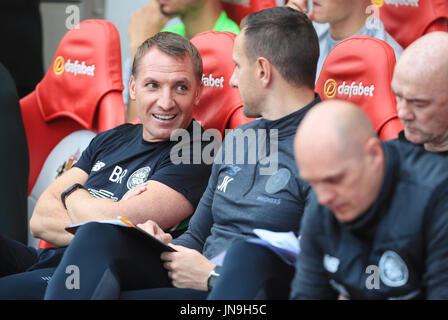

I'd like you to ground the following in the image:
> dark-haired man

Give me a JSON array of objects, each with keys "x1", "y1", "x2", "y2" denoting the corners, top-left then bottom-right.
[
  {"x1": 43, "y1": 6, "x2": 321, "y2": 300},
  {"x1": 212, "y1": 27, "x2": 448, "y2": 302}
]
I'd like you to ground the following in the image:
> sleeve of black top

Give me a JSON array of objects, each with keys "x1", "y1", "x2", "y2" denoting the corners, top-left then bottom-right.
[
  {"x1": 72, "y1": 128, "x2": 113, "y2": 174},
  {"x1": 423, "y1": 185, "x2": 448, "y2": 299},
  {"x1": 290, "y1": 193, "x2": 339, "y2": 300},
  {"x1": 148, "y1": 142, "x2": 212, "y2": 210},
  {"x1": 172, "y1": 158, "x2": 220, "y2": 253}
]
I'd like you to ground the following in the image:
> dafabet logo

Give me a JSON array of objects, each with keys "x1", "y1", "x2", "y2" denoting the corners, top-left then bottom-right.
[
  {"x1": 53, "y1": 56, "x2": 95, "y2": 77},
  {"x1": 374, "y1": 0, "x2": 419, "y2": 7},
  {"x1": 323, "y1": 79, "x2": 375, "y2": 99},
  {"x1": 372, "y1": 0, "x2": 384, "y2": 7},
  {"x1": 202, "y1": 74, "x2": 224, "y2": 88},
  {"x1": 323, "y1": 79, "x2": 337, "y2": 98},
  {"x1": 53, "y1": 56, "x2": 65, "y2": 75}
]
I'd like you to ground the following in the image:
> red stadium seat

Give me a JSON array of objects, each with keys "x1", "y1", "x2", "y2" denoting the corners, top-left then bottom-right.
[
  {"x1": 190, "y1": 31, "x2": 254, "y2": 138},
  {"x1": 20, "y1": 19, "x2": 126, "y2": 248},
  {"x1": 221, "y1": 0, "x2": 277, "y2": 25},
  {"x1": 316, "y1": 35, "x2": 403, "y2": 141},
  {"x1": 376, "y1": 0, "x2": 448, "y2": 48}
]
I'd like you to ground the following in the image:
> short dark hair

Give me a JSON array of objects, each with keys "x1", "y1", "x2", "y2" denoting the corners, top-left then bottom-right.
[
  {"x1": 240, "y1": 7, "x2": 319, "y2": 89},
  {"x1": 131, "y1": 32, "x2": 203, "y2": 84}
]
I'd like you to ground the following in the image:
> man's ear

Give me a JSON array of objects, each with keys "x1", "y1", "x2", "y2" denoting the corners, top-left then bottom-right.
[
  {"x1": 365, "y1": 137, "x2": 384, "y2": 167},
  {"x1": 194, "y1": 83, "x2": 203, "y2": 106},
  {"x1": 256, "y1": 57, "x2": 272, "y2": 88},
  {"x1": 129, "y1": 75, "x2": 136, "y2": 101}
]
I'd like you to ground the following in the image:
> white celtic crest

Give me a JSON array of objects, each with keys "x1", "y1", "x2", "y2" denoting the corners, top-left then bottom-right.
[{"x1": 126, "y1": 166, "x2": 151, "y2": 190}]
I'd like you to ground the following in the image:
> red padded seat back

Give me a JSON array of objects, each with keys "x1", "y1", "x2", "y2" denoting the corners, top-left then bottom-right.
[
  {"x1": 376, "y1": 0, "x2": 448, "y2": 48},
  {"x1": 20, "y1": 19, "x2": 126, "y2": 247},
  {"x1": 190, "y1": 31, "x2": 253, "y2": 139},
  {"x1": 221, "y1": 0, "x2": 277, "y2": 25},
  {"x1": 316, "y1": 35, "x2": 403, "y2": 141}
]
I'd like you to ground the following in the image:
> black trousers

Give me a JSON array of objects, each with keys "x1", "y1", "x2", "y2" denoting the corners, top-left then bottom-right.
[
  {"x1": 122, "y1": 241, "x2": 296, "y2": 300},
  {"x1": 0, "y1": 223, "x2": 294, "y2": 300},
  {"x1": 0, "y1": 234, "x2": 65, "y2": 299},
  {"x1": 44, "y1": 222, "x2": 208, "y2": 300},
  {"x1": 207, "y1": 241, "x2": 295, "y2": 300}
]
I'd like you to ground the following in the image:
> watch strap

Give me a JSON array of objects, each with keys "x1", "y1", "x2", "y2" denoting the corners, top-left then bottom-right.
[{"x1": 61, "y1": 183, "x2": 86, "y2": 209}]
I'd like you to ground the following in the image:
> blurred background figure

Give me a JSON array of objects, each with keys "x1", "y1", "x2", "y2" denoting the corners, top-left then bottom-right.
[
  {"x1": 0, "y1": 63, "x2": 29, "y2": 245},
  {"x1": 0, "y1": 0, "x2": 44, "y2": 98},
  {"x1": 286, "y1": 0, "x2": 402, "y2": 78}
]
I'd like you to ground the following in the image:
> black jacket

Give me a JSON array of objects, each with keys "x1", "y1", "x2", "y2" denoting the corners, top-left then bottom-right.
[{"x1": 291, "y1": 138, "x2": 448, "y2": 300}]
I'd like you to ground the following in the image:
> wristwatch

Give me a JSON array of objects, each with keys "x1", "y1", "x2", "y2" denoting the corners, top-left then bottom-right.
[
  {"x1": 207, "y1": 265, "x2": 221, "y2": 291},
  {"x1": 61, "y1": 183, "x2": 86, "y2": 209}
]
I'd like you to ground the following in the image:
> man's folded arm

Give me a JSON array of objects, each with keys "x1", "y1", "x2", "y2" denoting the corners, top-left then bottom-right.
[
  {"x1": 29, "y1": 167, "x2": 89, "y2": 247},
  {"x1": 64, "y1": 179, "x2": 194, "y2": 231},
  {"x1": 30, "y1": 168, "x2": 195, "y2": 247}
]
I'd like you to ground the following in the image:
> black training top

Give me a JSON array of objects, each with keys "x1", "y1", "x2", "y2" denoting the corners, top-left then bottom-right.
[
  {"x1": 174, "y1": 95, "x2": 322, "y2": 260},
  {"x1": 73, "y1": 121, "x2": 212, "y2": 209}
]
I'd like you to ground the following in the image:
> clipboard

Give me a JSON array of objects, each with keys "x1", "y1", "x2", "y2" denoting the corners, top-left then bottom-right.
[{"x1": 65, "y1": 216, "x2": 176, "y2": 253}]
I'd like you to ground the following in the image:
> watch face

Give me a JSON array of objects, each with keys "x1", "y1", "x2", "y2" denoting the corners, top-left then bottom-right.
[
  {"x1": 207, "y1": 267, "x2": 221, "y2": 291},
  {"x1": 207, "y1": 274, "x2": 218, "y2": 291}
]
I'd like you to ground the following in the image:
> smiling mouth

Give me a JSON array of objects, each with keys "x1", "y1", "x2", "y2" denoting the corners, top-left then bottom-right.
[{"x1": 153, "y1": 114, "x2": 176, "y2": 121}]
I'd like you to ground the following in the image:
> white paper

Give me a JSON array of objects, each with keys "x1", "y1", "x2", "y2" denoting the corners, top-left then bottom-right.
[
  {"x1": 253, "y1": 229, "x2": 300, "y2": 254},
  {"x1": 65, "y1": 219, "x2": 129, "y2": 234},
  {"x1": 248, "y1": 229, "x2": 301, "y2": 266},
  {"x1": 210, "y1": 229, "x2": 301, "y2": 267}
]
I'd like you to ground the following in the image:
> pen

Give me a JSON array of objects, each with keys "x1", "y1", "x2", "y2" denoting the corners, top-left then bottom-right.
[
  {"x1": 118, "y1": 216, "x2": 176, "y2": 252},
  {"x1": 118, "y1": 216, "x2": 135, "y2": 228}
]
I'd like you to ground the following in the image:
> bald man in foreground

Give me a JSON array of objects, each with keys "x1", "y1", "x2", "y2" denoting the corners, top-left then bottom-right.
[
  {"x1": 290, "y1": 100, "x2": 448, "y2": 300},
  {"x1": 391, "y1": 31, "x2": 448, "y2": 153}
]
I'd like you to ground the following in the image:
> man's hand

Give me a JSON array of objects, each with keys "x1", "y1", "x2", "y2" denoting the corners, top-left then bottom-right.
[
  {"x1": 129, "y1": 1, "x2": 170, "y2": 59},
  {"x1": 160, "y1": 245, "x2": 215, "y2": 291},
  {"x1": 121, "y1": 183, "x2": 148, "y2": 201},
  {"x1": 137, "y1": 220, "x2": 173, "y2": 244},
  {"x1": 286, "y1": 0, "x2": 314, "y2": 20}
]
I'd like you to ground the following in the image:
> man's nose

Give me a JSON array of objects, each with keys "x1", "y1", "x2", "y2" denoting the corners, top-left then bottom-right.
[
  {"x1": 315, "y1": 186, "x2": 336, "y2": 207},
  {"x1": 229, "y1": 67, "x2": 238, "y2": 89},
  {"x1": 157, "y1": 88, "x2": 175, "y2": 110},
  {"x1": 397, "y1": 99, "x2": 415, "y2": 122}
]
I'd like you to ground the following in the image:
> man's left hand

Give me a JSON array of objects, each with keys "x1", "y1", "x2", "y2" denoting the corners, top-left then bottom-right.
[{"x1": 160, "y1": 245, "x2": 215, "y2": 291}]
